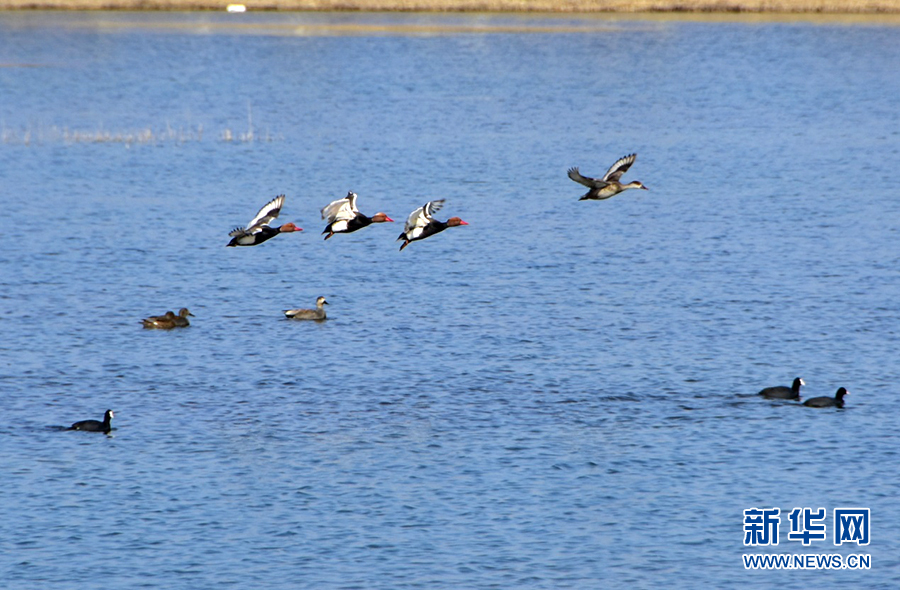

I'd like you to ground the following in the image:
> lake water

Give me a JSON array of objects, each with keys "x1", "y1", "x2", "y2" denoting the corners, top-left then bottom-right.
[{"x1": 1, "y1": 11, "x2": 899, "y2": 589}]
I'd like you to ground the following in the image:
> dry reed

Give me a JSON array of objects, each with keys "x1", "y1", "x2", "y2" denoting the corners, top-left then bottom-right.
[
  {"x1": 1, "y1": 0, "x2": 899, "y2": 12},
  {"x1": 1, "y1": 124, "x2": 279, "y2": 146}
]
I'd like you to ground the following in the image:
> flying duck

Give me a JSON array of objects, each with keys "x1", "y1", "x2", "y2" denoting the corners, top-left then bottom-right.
[
  {"x1": 227, "y1": 194, "x2": 302, "y2": 247},
  {"x1": 398, "y1": 199, "x2": 467, "y2": 251},
  {"x1": 320, "y1": 191, "x2": 393, "y2": 240},
  {"x1": 568, "y1": 153, "x2": 648, "y2": 200}
]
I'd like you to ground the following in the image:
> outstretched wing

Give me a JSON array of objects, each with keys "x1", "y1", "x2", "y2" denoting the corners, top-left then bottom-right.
[
  {"x1": 229, "y1": 226, "x2": 250, "y2": 238},
  {"x1": 403, "y1": 206, "x2": 426, "y2": 235},
  {"x1": 403, "y1": 199, "x2": 445, "y2": 236},
  {"x1": 320, "y1": 192, "x2": 358, "y2": 224},
  {"x1": 568, "y1": 167, "x2": 605, "y2": 188},
  {"x1": 346, "y1": 191, "x2": 359, "y2": 213},
  {"x1": 321, "y1": 191, "x2": 359, "y2": 223},
  {"x1": 422, "y1": 199, "x2": 445, "y2": 220},
  {"x1": 602, "y1": 154, "x2": 637, "y2": 182},
  {"x1": 246, "y1": 194, "x2": 285, "y2": 229}
]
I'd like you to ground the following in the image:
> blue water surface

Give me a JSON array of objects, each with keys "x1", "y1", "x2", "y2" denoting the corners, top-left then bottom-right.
[{"x1": 1, "y1": 11, "x2": 899, "y2": 589}]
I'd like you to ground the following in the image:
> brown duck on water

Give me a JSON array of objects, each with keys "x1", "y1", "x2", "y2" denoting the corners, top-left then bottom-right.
[
  {"x1": 142, "y1": 308, "x2": 194, "y2": 329},
  {"x1": 284, "y1": 297, "x2": 329, "y2": 321}
]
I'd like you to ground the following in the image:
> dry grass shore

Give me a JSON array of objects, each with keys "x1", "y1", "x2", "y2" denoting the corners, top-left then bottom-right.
[{"x1": 2, "y1": 0, "x2": 900, "y2": 14}]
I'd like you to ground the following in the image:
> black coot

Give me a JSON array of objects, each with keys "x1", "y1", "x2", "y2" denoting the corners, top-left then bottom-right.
[
  {"x1": 67, "y1": 409, "x2": 114, "y2": 433},
  {"x1": 803, "y1": 388, "x2": 849, "y2": 408},
  {"x1": 758, "y1": 377, "x2": 804, "y2": 400}
]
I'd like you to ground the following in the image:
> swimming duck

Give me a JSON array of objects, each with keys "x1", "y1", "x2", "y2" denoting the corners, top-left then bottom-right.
[
  {"x1": 171, "y1": 308, "x2": 194, "y2": 327},
  {"x1": 320, "y1": 191, "x2": 393, "y2": 240},
  {"x1": 803, "y1": 387, "x2": 849, "y2": 408},
  {"x1": 142, "y1": 308, "x2": 193, "y2": 329},
  {"x1": 568, "y1": 153, "x2": 648, "y2": 200},
  {"x1": 284, "y1": 296, "x2": 328, "y2": 321},
  {"x1": 67, "y1": 409, "x2": 114, "y2": 434},
  {"x1": 227, "y1": 194, "x2": 302, "y2": 247},
  {"x1": 142, "y1": 310, "x2": 175, "y2": 328},
  {"x1": 758, "y1": 377, "x2": 804, "y2": 400},
  {"x1": 398, "y1": 199, "x2": 468, "y2": 251}
]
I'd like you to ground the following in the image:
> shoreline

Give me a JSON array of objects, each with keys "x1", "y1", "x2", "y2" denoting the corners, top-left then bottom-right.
[{"x1": 3, "y1": 0, "x2": 900, "y2": 13}]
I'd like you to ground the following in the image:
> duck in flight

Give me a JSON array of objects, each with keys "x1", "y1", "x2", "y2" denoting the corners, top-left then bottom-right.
[
  {"x1": 227, "y1": 194, "x2": 302, "y2": 247},
  {"x1": 568, "y1": 153, "x2": 648, "y2": 200},
  {"x1": 398, "y1": 199, "x2": 467, "y2": 251},
  {"x1": 320, "y1": 192, "x2": 393, "y2": 240}
]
